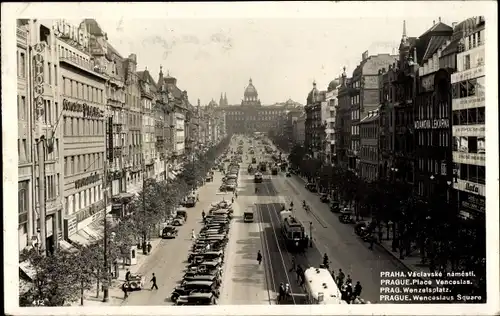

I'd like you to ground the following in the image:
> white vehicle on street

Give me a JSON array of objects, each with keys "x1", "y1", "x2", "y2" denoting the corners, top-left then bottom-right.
[{"x1": 303, "y1": 267, "x2": 345, "y2": 305}]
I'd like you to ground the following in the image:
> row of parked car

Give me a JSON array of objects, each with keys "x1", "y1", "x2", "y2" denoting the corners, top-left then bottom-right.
[
  {"x1": 171, "y1": 200, "x2": 234, "y2": 305},
  {"x1": 219, "y1": 161, "x2": 240, "y2": 192}
]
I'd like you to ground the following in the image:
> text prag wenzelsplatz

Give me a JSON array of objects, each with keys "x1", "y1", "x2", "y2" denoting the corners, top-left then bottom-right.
[{"x1": 378, "y1": 271, "x2": 481, "y2": 302}]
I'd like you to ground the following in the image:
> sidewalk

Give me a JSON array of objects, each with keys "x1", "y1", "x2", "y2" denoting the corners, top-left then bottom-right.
[
  {"x1": 72, "y1": 237, "x2": 163, "y2": 306},
  {"x1": 293, "y1": 174, "x2": 432, "y2": 279}
]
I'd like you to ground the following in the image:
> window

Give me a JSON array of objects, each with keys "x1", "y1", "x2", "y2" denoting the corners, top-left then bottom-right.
[
  {"x1": 54, "y1": 65, "x2": 58, "y2": 86},
  {"x1": 20, "y1": 53, "x2": 26, "y2": 78},
  {"x1": 18, "y1": 181, "x2": 29, "y2": 215},
  {"x1": 464, "y1": 54, "x2": 471, "y2": 70}
]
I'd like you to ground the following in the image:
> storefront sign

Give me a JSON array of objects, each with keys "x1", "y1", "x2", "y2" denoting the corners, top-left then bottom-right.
[
  {"x1": 53, "y1": 20, "x2": 89, "y2": 50},
  {"x1": 75, "y1": 173, "x2": 101, "y2": 189},
  {"x1": 32, "y1": 42, "x2": 46, "y2": 118},
  {"x1": 452, "y1": 125, "x2": 485, "y2": 137},
  {"x1": 459, "y1": 192, "x2": 485, "y2": 213},
  {"x1": 75, "y1": 200, "x2": 105, "y2": 223},
  {"x1": 414, "y1": 119, "x2": 449, "y2": 130},
  {"x1": 451, "y1": 66, "x2": 484, "y2": 83},
  {"x1": 64, "y1": 216, "x2": 77, "y2": 237},
  {"x1": 63, "y1": 99, "x2": 104, "y2": 118},
  {"x1": 452, "y1": 151, "x2": 485, "y2": 166},
  {"x1": 453, "y1": 179, "x2": 485, "y2": 196},
  {"x1": 451, "y1": 96, "x2": 485, "y2": 111}
]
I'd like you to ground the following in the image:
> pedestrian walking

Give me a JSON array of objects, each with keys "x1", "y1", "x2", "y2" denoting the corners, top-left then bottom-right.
[
  {"x1": 147, "y1": 241, "x2": 152, "y2": 254},
  {"x1": 289, "y1": 256, "x2": 296, "y2": 272},
  {"x1": 197, "y1": 194, "x2": 200, "y2": 202},
  {"x1": 296, "y1": 265, "x2": 303, "y2": 284},
  {"x1": 150, "y1": 273, "x2": 158, "y2": 290},
  {"x1": 337, "y1": 269, "x2": 345, "y2": 286},
  {"x1": 278, "y1": 282, "x2": 285, "y2": 303},
  {"x1": 122, "y1": 282, "x2": 129, "y2": 299},
  {"x1": 346, "y1": 282, "x2": 353, "y2": 301},
  {"x1": 257, "y1": 250, "x2": 263, "y2": 265},
  {"x1": 125, "y1": 269, "x2": 131, "y2": 282},
  {"x1": 354, "y1": 281, "x2": 362, "y2": 299},
  {"x1": 231, "y1": 196, "x2": 234, "y2": 203},
  {"x1": 346, "y1": 274, "x2": 352, "y2": 285},
  {"x1": 202, "y1": 210, "x2": 206, "y2": 220},
  {"x1": 235, "y1": 191, "x2": 238, "y2": 199},
  {"x1": 191, "y1": 229, "x2": 196, "y2": 240}
]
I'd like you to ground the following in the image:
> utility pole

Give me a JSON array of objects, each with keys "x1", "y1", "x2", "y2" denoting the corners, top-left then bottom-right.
[
  {"x1": 309, "y1": 221, "x2": 313, "y2": 248},
  {"x1": 103, "y1": 115, "x2": 113, "y2": 302},
  {"x1": 37, "y1": 136, "x2": 47, "y2": 255}
]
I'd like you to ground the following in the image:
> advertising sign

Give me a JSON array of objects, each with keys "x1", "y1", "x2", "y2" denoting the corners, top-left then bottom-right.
[
  {"x1": 453, "y1": 151, "x2": 485, "y2": 166},
  {"x1": 459, "y1": 191, "x2": 485, "y2": 213},
  {"x1": 452, "y1": 125, "x2": 485, "y2": 137},
  {"x1": 32, "y1": 42, "x2": 46, "y2": 119},
  {"x1": 453, "y1": 179, "x2": 485, "y2": 196},
  {"x1": 64, "y1": 216, "x2": 77, "y2": 237},
  {"x1": 414, "y1": 119, "x2": 449, "y2": 130}
]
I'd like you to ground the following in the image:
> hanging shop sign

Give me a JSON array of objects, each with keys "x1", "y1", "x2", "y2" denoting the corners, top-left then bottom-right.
[
  {"x1": 63, "y1": 99, "x2": 104, "y2": 118},
  {"x1": 452, "y1": 151, "x2": 485, "y2": 166},
  {"x1": 75, "y1": 200, "x2": 105, "y2": 223},
  {"x1": 414, "y1": 119, "x2": 449, "y2": 130},
  {"x1": 32, "y1": 42, "x2": 46, "y2": 119},
  {"x1": 459, "y1": 192, "x2": 485, "y2": 213},
  {"x1": 53, "y1": 20, "x2": 89, "y2": 50},
  {"x1": 453, "y1": 179, "x2": 485, "y2": 196},
  {"x1": 75, "y1": 173, "x2": 101, "y2": 189}
]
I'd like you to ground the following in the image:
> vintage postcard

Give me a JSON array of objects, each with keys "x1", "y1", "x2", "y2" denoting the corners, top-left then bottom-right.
[{"x1": 2, "y1": 2, "x2": 498, "y2": 315}]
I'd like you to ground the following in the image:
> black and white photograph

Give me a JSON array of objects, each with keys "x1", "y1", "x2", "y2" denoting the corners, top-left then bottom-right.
[{"x1": 2, "y1": 2, "x2": 498, "y2": 315}]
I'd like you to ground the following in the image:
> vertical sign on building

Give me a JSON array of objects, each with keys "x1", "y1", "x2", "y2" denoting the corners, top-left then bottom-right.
[
  {"x1": 107, "y1": 116, "x2": 114, "y2": 162},
  {"x1": 33, "y1": 43, "x2": 46, "y2": 119}
]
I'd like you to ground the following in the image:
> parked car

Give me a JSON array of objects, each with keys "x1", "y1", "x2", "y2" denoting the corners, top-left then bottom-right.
[
  {"x1": 176, "y1": 209, "x2": 188, "y2": 221},
  {"x1": 122, "y1": 274, "x2": 145, "y2": 291},
  {"x1": 172, "y1": 217, "x2": 185, "y2": 226},
  {"x1": 171, "y1": 280, "x2": 220, "y2": 302},
  {"x1": 161, "y1": 225, "x2": 178, "y2": 239},
  {"x1": 329, "y1": 201, "x2": 341, "y2": 213},
  {"x1": 339, "y1": 209, "x2": 355, "y2": 224},
  {"x1": 305, "y1": 183, "x2": 317, "y2": 192},
  {"x1": 319, "y1": 193, "x2": 330, "y2": 203}
]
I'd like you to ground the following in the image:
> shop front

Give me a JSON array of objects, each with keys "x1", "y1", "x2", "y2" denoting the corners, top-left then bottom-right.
[
  {"x1": 457, "y1": 189, "x2": 485, "y2": 220},
  {"x1": 65, "y1": 200, "x2": 111, "y2": 246}
]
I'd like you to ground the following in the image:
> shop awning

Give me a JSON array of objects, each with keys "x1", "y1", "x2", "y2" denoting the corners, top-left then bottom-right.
[
  {"x1": 19, "y1": 260, "x2": 37, "y2": 281},
  {"x1": 68, "y1": 230, "x2": 91, "y2": 246},
  {"x1": 88, "y1": 221, "x2": 105, "y2": 239},
  {"x1": 58, "y1": 240, "x2": 76, "y2": 252},
  {"x1": 82, "y1": 226, "x2": 101, "y2": 242}
]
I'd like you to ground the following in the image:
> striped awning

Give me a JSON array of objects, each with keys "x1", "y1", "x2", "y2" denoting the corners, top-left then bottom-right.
[
  {"x1": 68, "y1": 230, "x2": 92, "y2": 246},
  {"x1": 58, "y1": 240, "x2": 76, "y2": 252}
]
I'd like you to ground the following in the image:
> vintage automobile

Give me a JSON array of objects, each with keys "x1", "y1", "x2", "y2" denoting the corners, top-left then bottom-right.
[
  {"x1": 182, "y1": 274, "x2": 220, "y2": 286},
  {"x1": 176, "y1": 292, "x2": 218, "y2": 305},
  {"x1": 319, "y1": 193, "x2": 330, "y2": 203},
  {"x1": 171, "y1": 280, "x2": 220, "y2": 302},
  {"x1": 305, "y1": 183, "x2": 317, "y2": 192},
  {"x1": 339, "y1": 209, "x2": 355, "y2": 224},
  {"x1": 329, "y1": 201, "x2": 341, "y2": 213},
  {"x1": 188, "y1": 250, "x2": 224, "y2": 264},
  {"x1": 161, "y1": 225, "x2": 178, "y2": 239},
  {"x1": 122, "y1": 274, "x2": 145, "y2": 291},
  {"x1": 205, "y1": 173, "x2": 214, "y2": 182},
  {"x1": 251, "y1": 157, "x2": 257, "y2": 164},
  {"x1": 172, "y1": 217, "x2": 185, "y2": 226},
  {"x1": 243, "y1": 211, "x2": 254, "y2": 223},
  {"x1": 176, "y1": 209, "x2": 188, "y2": 221},
  {"x1": 271, "y1": 166, "x2": 278, "y2": 175}
]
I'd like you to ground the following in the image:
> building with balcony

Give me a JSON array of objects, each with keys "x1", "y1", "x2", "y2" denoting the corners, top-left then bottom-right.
[
  {"x1": 359, "y1": 108, "x2": 381, "y2": 181},
  {"x1": 293, "y1": 112, "x2": 306, "y2": 146},
  {"x1": 325, "y1": 79, "x2": 340, "y2": 163},
  {"x1": 56, "y1": 20, "x2": 109, "y2": 245},
  {"x1": 450, "y1": 16, "x2": 485, "y2": 220},
  {"x1": 305, "y1": 82, "x2": 326, "y2": 159},
  {"x1": 412, "y1": 19, "x2": 455, "y2": 201},
  {"x1": 349, "y1": 51, "x2": 398, "y2": 174},
  {"x1": 335, "y1": 68, "x2": 352, "y2": 169}
]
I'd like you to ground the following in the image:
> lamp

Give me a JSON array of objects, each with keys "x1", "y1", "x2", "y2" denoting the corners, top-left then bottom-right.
[{"x1": 429, "y1": 175, "x2": 435, "y2": 180}]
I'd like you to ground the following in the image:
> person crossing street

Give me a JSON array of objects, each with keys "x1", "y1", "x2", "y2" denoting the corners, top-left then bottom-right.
[
  {"x1": 257, "y1": 250, "x2": 262, "y2": 265},
  {"x1": 150, "y1": 273, "x2": 158, "y2": 290}
]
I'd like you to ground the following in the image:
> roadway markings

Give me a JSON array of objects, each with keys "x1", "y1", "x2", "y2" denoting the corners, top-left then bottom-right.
[
  {"x1": 255, "y1": 206, "x2": 275, "y2": 305},
  {"x1": 262, "y1": 183, "x2": 298, "y2": 305}
]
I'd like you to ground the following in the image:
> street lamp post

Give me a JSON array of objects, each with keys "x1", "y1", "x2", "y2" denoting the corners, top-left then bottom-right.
[{"x1": 309, "y1": 221, "x2": 313, "y2": 248}]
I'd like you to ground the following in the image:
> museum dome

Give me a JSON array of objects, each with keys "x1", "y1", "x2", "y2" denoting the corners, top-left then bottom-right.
[{"x1": 244, "y1": 78, "x2": 258, "y2": 98}]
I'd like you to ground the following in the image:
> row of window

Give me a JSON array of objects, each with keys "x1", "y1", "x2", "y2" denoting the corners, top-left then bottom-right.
[
  {"x1": 457, "y1": 163, "x2": 485, "y2": 185},
  {"x1": 350, "y1": 140, "x2": 360, "y2": 152},
  {"x1": 464, "y1": 29, "x2": 484, "y2": 51},
  {"x1": 360, "y1": 146, "x2": 378, "y2": 161},
  {"x1": 351, "y1": 109, "x2": 360, "y2": 121},
  {"x1": 18, "y1": 138, "x2": 60, "y2": 164},
  {"x1": 350, "y1": 95, "x2": 360, "y2": 106},
  {"x1": 64, "y1": 152, "x2": 105, "y2": 176},
  {"x1": 65, "y1": 184, "x2": 103, "y2": 216},
  {"x1": 416, "y1": 130, "x2": 451, "y2": 147},
  {"x1": 451, "y1": 77, "x2": 485, "y2": 99},
  {"x1": 17, "y1": 50, "x2": 26, "y2": 79},
  {"x1": 351, "y1": 125, "x2": 360, "y2": 136},
  {"x1": 453, "y1": 136, "x2": 485, "y2": 154},
  {"x1": 63, "y1": 117, "x2": 104, "y2": 137},
  {"x1": 228, "y1": 111, "x2": 284, "y2": 116},
  {"x1": 415, "y1": 97, "x2": 450, "y2": 120},
  {"x1": 360, "y1": 125, "x2": 376, "y2": 138},
  {"x1": 19, "y1": 95, "x2": 60, "y2": 125},
  {"x1": 416, "y1": 158, "x2": 446, "y2": 176},
  {"x1": 452, "y1": 107, "x2": 485, "y2": 126},
  {"x1": 62, "y1": 76, "x2": 104, "y2": 104},
  {"x1": 125, "y1": 92, "x2": 141, "y2": 109},
  {"x1": 58, "y1": 44, "x2": 91, "y2": 65}
]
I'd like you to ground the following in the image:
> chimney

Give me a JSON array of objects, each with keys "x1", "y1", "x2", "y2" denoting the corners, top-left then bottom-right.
[{"x1": 433, "y1": 20, "x2": 435, "y2": 25}]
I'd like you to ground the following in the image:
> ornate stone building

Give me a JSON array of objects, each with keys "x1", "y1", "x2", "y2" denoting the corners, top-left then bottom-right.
[{"x1": 219, "y1": 78, "x2": 297, "y2": 135}]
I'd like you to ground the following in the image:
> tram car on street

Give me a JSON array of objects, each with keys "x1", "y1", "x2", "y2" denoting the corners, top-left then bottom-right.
[
  {"x1": 258, "y1": 162, "x2": 267, "y2": 172},
  {"x1": 271, "y1": 166, "x2": 278, "y2": 175},
  {"x1": 279, "y1": 209, "x2": 308, "y2": 251}
]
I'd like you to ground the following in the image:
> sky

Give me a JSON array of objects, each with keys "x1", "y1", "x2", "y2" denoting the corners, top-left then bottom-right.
[{"x1": 7, "y1": 2, "x2": 494, "y2": 106}]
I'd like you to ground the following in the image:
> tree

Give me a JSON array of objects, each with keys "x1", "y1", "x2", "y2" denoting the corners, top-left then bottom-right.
[
  {"x1": 72, "y1": 242, "x2": 105, "y2": 303},
  {"x1": 19, "y1": 248, "x2": 84, "y2": 306},
  {"x1": 288, "y1": 144, "x2": 306, "y2": 169}
]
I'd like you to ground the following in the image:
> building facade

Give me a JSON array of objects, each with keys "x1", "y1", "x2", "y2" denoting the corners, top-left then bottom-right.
[
  {"x1": 349, "y1": 52, "x2": 398, "y2": 174},
  {"x1": 305, "y1": 82, "x2": 326, "y2": 159},
  {"x1": 359, "y1": 107, "x2": 381, "y2": 181},
  {"x1": 221, "y1": 78, "x2": 291, "y2": 135},
  {"x1": 335, "y1": 69, "x2": 352, "y2": 169},
  {"x1": 57, "y1": 21, "x2": 110, "y2": 245},
  {"x1": 324, "y1": 80, "x2": 340, "y2": 163},
  {"x1": 450, "y1": 16, "x2": 485, "y2": 220},
  {"x1": 293, "y1": 113, "x2": 306, "y2": 146}
]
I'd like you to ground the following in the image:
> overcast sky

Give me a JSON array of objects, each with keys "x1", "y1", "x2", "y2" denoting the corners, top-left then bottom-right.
[{"x1": 6, "y1": 2, "x2": 494, "y2": 105}]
